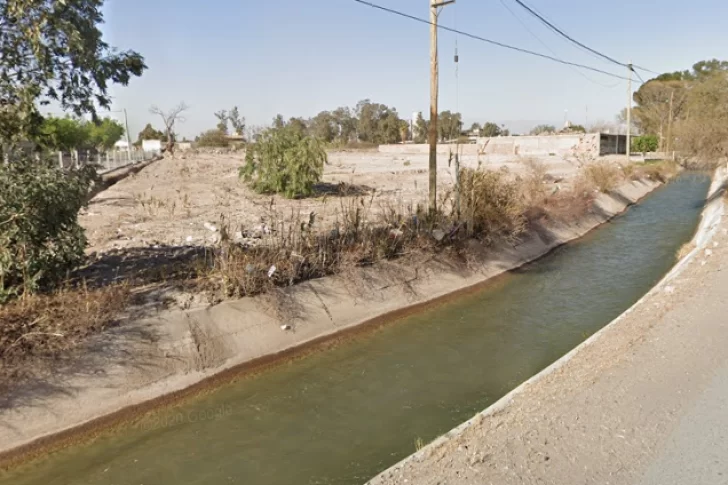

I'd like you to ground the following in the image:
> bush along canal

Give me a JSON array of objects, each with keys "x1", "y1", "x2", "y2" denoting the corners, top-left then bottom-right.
[{"x1": 1, "y1": 173, "x2": 711, "y2": 485}]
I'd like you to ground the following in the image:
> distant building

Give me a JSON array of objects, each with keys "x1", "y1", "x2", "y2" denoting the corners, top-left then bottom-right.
[
  {"x1": 142, "y1": 139, "x2": 162, "y2": 154},
  {"x1": 114, "y1": 140, "x2": 130, "y2": 151}
]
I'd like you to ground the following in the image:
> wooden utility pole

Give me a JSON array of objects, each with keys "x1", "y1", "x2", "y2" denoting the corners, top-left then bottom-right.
[
  {"x1": 428, "y1": 0, "x2": 455, "y2": 215},
  {"x1": 626, "y1": 62, "x2": 633, "y2": 162}
]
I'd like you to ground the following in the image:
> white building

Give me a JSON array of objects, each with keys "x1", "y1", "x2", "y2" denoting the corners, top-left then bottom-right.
[{"x1": 142, "y1": 139, "x2": 162, "y2": 154}]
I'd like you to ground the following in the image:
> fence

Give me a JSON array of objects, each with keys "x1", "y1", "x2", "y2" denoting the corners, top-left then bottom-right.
[{"x1": 55, "y1": 149, "x2": 157, "y2": 173}]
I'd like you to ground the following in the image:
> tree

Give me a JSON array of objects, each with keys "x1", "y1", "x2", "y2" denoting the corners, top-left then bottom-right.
[
  {"x1": 0, "y1": 0, "x2": 145, "y2": 154},
  {"x1": 331, "y1": 107, "x2": 357, "y2": 142},
  {"x1": 309, "y1": 111, "x2": 337, "y2": 143},
  {"x1": 214, "y1": 110, "x2": 228, "y2": 134},
  {"x1": 469, "y1": 122, "x2": 482, "y2": 135},
  {"x1": 228, "y1": 106, "x2": 246, "y2": 137},
  {"x1": 137, "y1": 123, "x2": 166, "y2": 144},
  {"x1": 88, "y1": 118, "x2": 125, "y2": 151},
  {"x1": 273, "y1": 114, "x2": 286, "y2": 130},
  {"x1": 529, "y1": 124, "x2": 556, "y2": 136},
  {"x1": 355, "y1": 99, "x2": 402, "y2": 144},
  {"x1": 0, "y1": 160, "x2": 95, "y2": 300},
  {"x1": 240, "y1": 125, "x2": 327, "y2": 199},
  {"x1": 481, "y1": 122, "x2": 503, "y2": 137},
  {"x1": 39, "y1": 116, "x2": 90, "y2": 152},
  {"x1": 414, "y1": 113, "x2": 428, "y2": 143},
  {"x1": 150, "y1": 102, "x2": 189, "y2": 155},
  {"x1": 438, "y1": 111, "x2": 462, "y2": 142},
  {"x1": 287, "y1": 117, "x2": 308, "y2": 137}
]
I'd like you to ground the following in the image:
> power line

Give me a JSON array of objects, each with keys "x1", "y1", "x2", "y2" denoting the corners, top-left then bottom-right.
[
  {"x1": 352, "y1": 0, "x2": 639, "y2": 83},
  {"x1": 509, "y1": 0, "x2": 656, "y2": 76},
  {"x1": 497, "y1": 0, "x2": 620, "y2": 89}
]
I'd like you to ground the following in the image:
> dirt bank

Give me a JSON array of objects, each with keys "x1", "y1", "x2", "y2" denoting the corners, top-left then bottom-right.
[
  {"x1": 367, "y1": 168, "x2": 727, "y2": 485},
  {"x1": 0, "y1": 175, "x2": 662, "y2": 467}
]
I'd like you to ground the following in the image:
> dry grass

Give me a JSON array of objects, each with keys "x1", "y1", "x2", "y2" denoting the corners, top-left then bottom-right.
[
  {"x1": 0, "y1": 285, "x2": 131, "y2": 380},
  {"x1": 459, "y1": 168, "x2": 527, "y2": 243},
  {"x1": 581, "y1": 161, "x2": 622, "y2": 193},
  {"x1": 631, "y1": 160, "x2": 680, "y2": 183}
]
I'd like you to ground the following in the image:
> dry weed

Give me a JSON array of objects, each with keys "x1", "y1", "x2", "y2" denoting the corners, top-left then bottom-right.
[
  {"x1": 581, "y1": 161, "x2": 623, "y2": 193},
  {"x1": 0, "y1": 285, "x2": 131, "y2": 378}
]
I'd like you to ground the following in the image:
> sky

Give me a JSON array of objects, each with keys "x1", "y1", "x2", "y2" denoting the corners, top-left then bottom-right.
[{"x1": 100, "y1": 0, "x2": 728, "y2": 138}]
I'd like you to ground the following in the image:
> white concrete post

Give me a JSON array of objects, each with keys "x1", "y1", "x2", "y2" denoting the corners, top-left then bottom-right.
[{"x1": 58, "y1": 151, "x2": 63, "y2": 169}]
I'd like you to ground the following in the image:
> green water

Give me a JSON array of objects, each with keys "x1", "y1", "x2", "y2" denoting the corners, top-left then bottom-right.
[{"x1": 2, "y1": 175, "x2": 711, "y2": 485}]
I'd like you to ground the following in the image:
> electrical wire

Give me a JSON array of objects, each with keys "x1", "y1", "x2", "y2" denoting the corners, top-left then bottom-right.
[
  {"x1": 508, "y1": 0, "x2": 657, "y2": 76},
  {"x1": 352, "y1": 0, "x2": 640, "y2": 83},
  {"x1": 497, "y1": 0, "x2": 620, "y2": 88}
]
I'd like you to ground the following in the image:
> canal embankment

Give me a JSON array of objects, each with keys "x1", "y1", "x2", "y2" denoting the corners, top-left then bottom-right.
[
  {"x1": 0, "y1": 176, "x2": 666, "y2": 467},
  {"x1": 368, "y1": 167, "x2": 727, "y2": 485}
]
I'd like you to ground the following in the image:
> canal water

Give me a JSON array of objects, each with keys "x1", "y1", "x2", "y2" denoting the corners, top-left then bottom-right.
[{"x1": 3, "y1": 174, "x2": 711, "y2": 485}]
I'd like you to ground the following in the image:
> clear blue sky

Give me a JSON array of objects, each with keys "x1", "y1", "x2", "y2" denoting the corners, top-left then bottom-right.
[{"x1": 102, "y1": 0, "x2": 728, "y2": 137}]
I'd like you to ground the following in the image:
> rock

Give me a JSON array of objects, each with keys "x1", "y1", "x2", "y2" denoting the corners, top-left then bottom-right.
[
  {"x1": 390, "y1": 228, "x2": 404, "y2": 238},
  {"x1": 432, "y1": 229, "x2": 446, "y2": 242},
  {"x1": 268, "y1": 265, "x2": 277, "y2": 278},
  {"x1": 235, "y1": 231, "x2": 243, "y2": 240},
  {"x1": 705, "y1": 248, "x2": 713, "y2": 257},
  {"x1": 186, "y1": 235, "x2": 194, "y2": 243},
  {"x1": 280, "y1": 324, "x2": 292, "y2": 331},
  {"x1": 204, "y1": 222, "x2": 218, "y2": 232}
]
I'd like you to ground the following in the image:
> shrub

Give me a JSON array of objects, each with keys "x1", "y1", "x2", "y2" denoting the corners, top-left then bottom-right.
[
  {"x1": 196, "y1": 129, "x2": 229, "y2": 148},
  {"x1": 241, "y1": 126, "x2": 327, "y2": 198},
  {"x1": 459, "y1": 168, "x2": 526, "y2": 241},
  {"x1": 0, "y1": 160, "x2": 94, "y2": 301},
  {"x1": 581, "y1": 162, "x2": 622, "y2": 193},
  {"x1": 632, "y1": 135, "x2": 659, "y2": 153}
]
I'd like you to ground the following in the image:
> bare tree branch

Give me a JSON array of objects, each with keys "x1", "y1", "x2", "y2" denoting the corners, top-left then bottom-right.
[{"x1": 149, "y1": 102, "x2": 188, "y2": 155}]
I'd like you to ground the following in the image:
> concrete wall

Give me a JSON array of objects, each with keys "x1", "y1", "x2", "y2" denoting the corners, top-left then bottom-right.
[{"x1": 379, "y1": 134, "x2": 601, "y2": 158}]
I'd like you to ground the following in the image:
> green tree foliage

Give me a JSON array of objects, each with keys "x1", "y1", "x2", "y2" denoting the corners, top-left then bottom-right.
[
  {"x1": 214, "y1": 110, "x2": 228, "y2": 134},
  {"x1": 674, "y1": 73, "x2": 728, "y2": 161},
  {"x1": 564, "y1": 124, "x2": 586, "y2": 134},
  {"x1": 38, "y1": 116, "x2": 124, "y2": 152},
  {"x1": 137, "y1": 123, "x2": 166, "y2": 144},
  {"x1": 331, "y1": 107, "x2": 357, "y2": 142},
  {"x1": 40, "y1": 117, "x2": 90, "y2": 152},
  {"x1": 0, "y1": 0, "x2": 145, "y2": 152},
  {"x1": 87, "y1": 118, "x2": 125, "y2": 151},
  {"x1": 0, "y1": 160, "x2": 95, "y2": 301},
  {"x1": 633, "y1": 59, "x2": 728, "y2": 155},
  {"x1": 438, "y1": 111, "x2": 463, "y2": 141},
  {"x1": 481, "y1": 122, "x2": 504, "y2": 137},
  {"x1": 309, "y1": 111, "x2": 337, "y2": 143},
  {"x1": 632, "y1": 135, "x2": 659, "y2": 152},
  {"x1": 240, "y1": 126, "x2": 327, "y2": 199},
  {"x1": 529, "y1": 124, "x2": 556, "y2": 135},
  {"x1": 196, "y1": 129, "x2": 229, "y2": 148},
  {"x1": 414, "y1": 113, "x2": 428, "y2": 143},
  {"x1": 355, "y1": 99, "x2": 402, "y2": 144},
  {"x1": 228, "y1": 106, "x2": 246, "y2": 136}
]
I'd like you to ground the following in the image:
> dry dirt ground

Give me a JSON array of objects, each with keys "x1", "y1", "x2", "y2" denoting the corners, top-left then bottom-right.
[
  {"x1": 79, "y1": 150, "x2": 583, "y2": 255},
  {"x1": 369, "y1": 183, "x2": 728, "y2": 485}
]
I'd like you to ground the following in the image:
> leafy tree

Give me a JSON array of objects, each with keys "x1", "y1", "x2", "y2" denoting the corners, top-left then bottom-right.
[
  {"x1": 228, "y1": 107, "x2": 246, "y2": 137},
  {"x1": 0, "y1": 160, "x2": 95, "y2": 301},
  {"x1": 414, "y1": 113, "x2": 429, "y2": 143},
  {"x1": 563, "y1": 124, "x2": 586, "y2": 134},
  {"x1": 40, "y1": 116, "x2": 90, "y2": 152},
  {"x1": 438, "y1": 111, "x2": 462, "y2": 142},
  {"x1": 0, "y1": 0, "x2": 146, "y2": 153},
  {"x1": 331, "y1": 107, "x2": 357, "y2": 142},
  {"x1": 196, "y1": 129, "x2": 229, "y2": 148},
  {"x1": 214, "y1": 110, "x2": 228, "y2": 134},
  {"x1": 529, "y1": 124, "x2": 556, "y2": 135},
  {"x1": 309, "y1": 111, "x2": 337, "y2": 143},
  {"x1": 355, "y1": 99, "x2": 402, "y2": 144},
  {"x1": 287, "y1": 117, "x2": 309, "y2": 137},
  {"x1": 240, "y1": 126, "x2": 327, "y2": 199},
  {"x1": 481, "y1": 122, "x2": 504, "y2": 137},
  {"x1": 88, "y1": 118, "x2": 125, "y2": 151},
  {"x1": 272, "y1": 114, "x2": 286, "y2": 130},
  {"x1": 137, "y1": 123, "x2": 166, "y2": 144}
]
